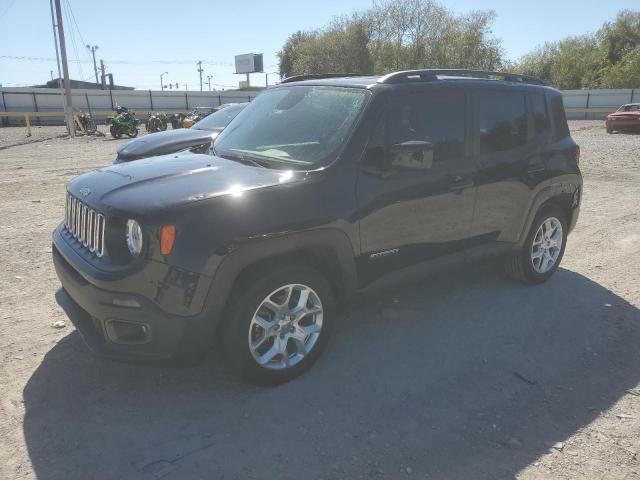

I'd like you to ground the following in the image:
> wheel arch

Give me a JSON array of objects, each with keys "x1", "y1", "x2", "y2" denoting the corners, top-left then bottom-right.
[
  {"x1": 516, "y1": 177, "x2": 582, "y2": 247},
  {"x1": 202, "y1": 229, "x2": 358, "y2": 335}
]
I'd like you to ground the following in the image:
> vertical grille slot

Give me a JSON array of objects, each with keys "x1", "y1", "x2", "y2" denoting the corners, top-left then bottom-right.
[{"x1": 64, "y1": 193, "x2": 105, "y2": 257}]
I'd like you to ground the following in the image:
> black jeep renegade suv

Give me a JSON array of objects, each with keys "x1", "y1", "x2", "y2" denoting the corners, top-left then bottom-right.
[{"x1": 53, "y1": 69, "x2": 582, "y2": 384}]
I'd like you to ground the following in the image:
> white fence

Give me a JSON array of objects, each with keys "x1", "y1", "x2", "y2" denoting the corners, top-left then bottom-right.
[
  {"x1": 563, "y1": 89, "x2": 638, "y2": 120},
  {"x1": 0, "y1": 87, "x2": 261, "y2": 126},
  {"x1": 0, "y1": 86, "x2": 637, "y2": 126}
]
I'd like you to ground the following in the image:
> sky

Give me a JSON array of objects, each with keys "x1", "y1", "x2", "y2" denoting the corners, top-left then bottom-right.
[{"x1": 0, "y1": 0, "x2": 637, "y2": 90}]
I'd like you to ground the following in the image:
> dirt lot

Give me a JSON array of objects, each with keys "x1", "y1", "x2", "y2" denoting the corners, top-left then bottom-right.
[{"x1": 0, "y1": 121, "x2": 639, "y2": 480}]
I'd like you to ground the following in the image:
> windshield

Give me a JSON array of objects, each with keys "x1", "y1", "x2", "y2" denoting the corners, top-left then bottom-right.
[
  {"x1": 213, "y1": 86, "x2": 369, "y2": 168},
  {"x1": 192, "y1": 104, "x2": 246, "y2": 131}
]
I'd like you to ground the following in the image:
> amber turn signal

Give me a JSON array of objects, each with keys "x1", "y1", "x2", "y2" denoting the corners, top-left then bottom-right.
[{"x1": 160, "y1": 225, "x2": 176, "y2": 255}]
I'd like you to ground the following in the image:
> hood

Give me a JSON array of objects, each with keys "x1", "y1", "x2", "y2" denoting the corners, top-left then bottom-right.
[
  {"x1": 116, "y1": 128, "x2": 216, "y2": 160},
  {"x1": 68, "y1": 151, "x2": 305, "y2": 215},
  {"x1": 608, "y1": 111, "x2": 640, "y2": 118}
]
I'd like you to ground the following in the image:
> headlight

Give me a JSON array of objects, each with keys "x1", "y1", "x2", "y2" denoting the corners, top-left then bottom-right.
[{"x1": 126, "y1": 219, "x2": 143, "y2": 257}]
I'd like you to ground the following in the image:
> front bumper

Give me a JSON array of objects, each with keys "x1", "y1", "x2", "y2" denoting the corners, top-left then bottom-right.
[{"x1": 52, "y1": 230, "x2": 218, "y2": 365}]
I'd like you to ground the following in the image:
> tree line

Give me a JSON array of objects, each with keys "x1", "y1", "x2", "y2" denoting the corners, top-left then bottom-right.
[{"x1": 277, "y1": 0, "x2": 639, "y2": 89}]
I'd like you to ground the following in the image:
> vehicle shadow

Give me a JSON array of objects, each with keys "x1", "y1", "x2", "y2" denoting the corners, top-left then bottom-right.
[{"x1": 23, "y1": 265, "x2": 640, "y2": 480}]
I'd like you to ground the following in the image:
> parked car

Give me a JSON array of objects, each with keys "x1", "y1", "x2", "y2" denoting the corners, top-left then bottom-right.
[
  {"x1": 53, "y1": 70, "x2": 582, "y2": 385},
  {"x1": 606, "y1": 103, "x2": 640, "y2": 133},
  {"x1": 114, "y1": 103, "x2": 247, "y2": 163}
]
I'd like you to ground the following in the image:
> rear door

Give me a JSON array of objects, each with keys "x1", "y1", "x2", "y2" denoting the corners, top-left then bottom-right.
[
  {"x1": 357, "y1": 86, "x2": 476, "y2": 283},
  {"x1": 469, "y1": 88, "x2": 541, "y2": 247}
]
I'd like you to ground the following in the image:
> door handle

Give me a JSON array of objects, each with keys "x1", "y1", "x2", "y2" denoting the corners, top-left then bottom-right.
[{"x1": 449, "y1": 175, "x2": 474, "y2": 193}]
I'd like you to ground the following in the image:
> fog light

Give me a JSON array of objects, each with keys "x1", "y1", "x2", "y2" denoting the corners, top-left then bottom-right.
[{"x1": 104, "y1": 319, "x2": 150, "y2": 344}]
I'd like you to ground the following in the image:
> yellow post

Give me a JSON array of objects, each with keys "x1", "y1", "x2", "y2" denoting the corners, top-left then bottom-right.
[
  {"x1": 25, "y1": 114, "x2": 32, "y2": 137},
  {"x1": 74, "y1": 113, "x2": 85, "y2": 134}
]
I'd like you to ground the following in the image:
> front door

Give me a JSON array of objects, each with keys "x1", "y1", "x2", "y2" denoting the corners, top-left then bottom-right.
[{"x1": 357, "y1": 87, "x2": 476, "y2": 284}]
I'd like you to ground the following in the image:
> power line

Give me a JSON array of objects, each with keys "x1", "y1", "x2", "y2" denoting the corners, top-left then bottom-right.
[
  {"x1": 62, "y1": 0, "x2": 83, "y2": 79},
  {"x1": 0, "y1": 55, "x2": 235, "y2": 66},
  {"x1": 64, "y1": 0, "x2": 90, "y2": 55},
  {"x1": 0, "y1": 0, "x2": 18, "y2": 21}
]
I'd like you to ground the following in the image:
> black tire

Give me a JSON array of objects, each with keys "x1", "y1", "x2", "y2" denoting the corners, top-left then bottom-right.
[
  {"x1": 85, "y1": 118, "x2": 97, "y2": 134},
  {"x1": 222, "y1": 264, "x2": 335, "y2": 385},
  {"x1": 504, "y1": 207, "x2": 568, "y2": 284},
  {"x1": 109, "y1": 125, "x2": 122, "y2": 139},
  {"x1": 127, "y1": 127, "x2": 139, "y2": 138},
  {"x1": 606, "y1": 128, "x2": 613, "y2": 134}
]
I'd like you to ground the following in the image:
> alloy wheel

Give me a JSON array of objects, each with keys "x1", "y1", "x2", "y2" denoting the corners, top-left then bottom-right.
[
  {"x1": 531, "y1": 216, "x2": 563, "y2": 274},
  {"x1": 248, "y1": 284, "x2": 323, "y2": 370}
]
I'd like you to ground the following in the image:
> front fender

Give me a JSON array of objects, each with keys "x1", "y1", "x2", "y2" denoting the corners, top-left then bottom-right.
[{"x1": 200, "y1": 228, "x2": 358, "y2": 331}]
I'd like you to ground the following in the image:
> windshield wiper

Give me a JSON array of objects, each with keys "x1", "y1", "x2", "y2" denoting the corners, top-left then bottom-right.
[{"x1": 215, "y1": 150, "x2": 270, "y2": 169}]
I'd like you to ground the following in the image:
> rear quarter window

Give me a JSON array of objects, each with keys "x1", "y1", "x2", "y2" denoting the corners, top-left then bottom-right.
[
  {"x1": 530, "y1": 93, "x2": 550, "y2": 136},
  {"x1": 550, "y1": 95, "x2": 570, "y2": 140}
]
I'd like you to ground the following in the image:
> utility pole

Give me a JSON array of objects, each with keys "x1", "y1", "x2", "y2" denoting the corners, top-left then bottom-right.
[
  {"x1": 86, "y1": 45, "x2": 99, "y2": 85},
  {"x1": 54, "y1": 0, "x2": 74, "y2": 136},
  {"x1": 197, "y1": 61, "x2": 203, "y2": 91},
  {"x1": 48, "y1": 0, "x2": 62, "y2": 88},
  {"x1": 206, "y1": 75, "x2": 212, "y2": 91},
  {"x1": 99, "y1": 59, "x2": 106, "y2": 89},
  {"x1": 160, "y1": 71, "x2": 168, "y2": 91},
  {"x1": 50, "y1": 70, "x2": 54, "y2": 81}
]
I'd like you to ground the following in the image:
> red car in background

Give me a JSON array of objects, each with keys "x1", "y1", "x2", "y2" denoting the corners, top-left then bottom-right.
[{"x1": 606, "y1": 103, "x2": 640, "y2": 133}]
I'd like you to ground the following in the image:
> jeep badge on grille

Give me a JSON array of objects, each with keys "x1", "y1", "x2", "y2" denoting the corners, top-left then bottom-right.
[{"x1": 79, "y1": 187, "x2": 92, "y2": 197}]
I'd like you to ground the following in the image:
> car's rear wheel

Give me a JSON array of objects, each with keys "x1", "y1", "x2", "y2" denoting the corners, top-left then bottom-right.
[
  {"x1": 223, "y1": 265, "x2": 335, "y2": 385},
  {"x1": 504, "y1": 208, "x2": 567, "y2": 284}
]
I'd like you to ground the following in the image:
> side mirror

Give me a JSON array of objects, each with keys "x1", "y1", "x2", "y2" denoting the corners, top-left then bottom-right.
[{"x1": 390, "y1": 141, "x2": 433, "y2": 169}]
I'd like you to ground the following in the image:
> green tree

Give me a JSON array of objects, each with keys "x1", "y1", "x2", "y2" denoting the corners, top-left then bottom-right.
[
  {"x1": 514, "y1": 9, "x2": 640, "y2": 89},
  {"x1": 278, "y1": 0, "x2": 503, "y2": 77},
  {"x1": 599, "y1": 46, "x2": 640, "y2": 88}
]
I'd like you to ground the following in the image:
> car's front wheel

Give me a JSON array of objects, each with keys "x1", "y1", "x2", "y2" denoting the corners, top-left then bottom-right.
[
  {"x1": 223, "y1": 265, "x2": 335, "y2": 385},
  {"x1": 505, "y1": 208, "x2": 568, "y2": 284}
]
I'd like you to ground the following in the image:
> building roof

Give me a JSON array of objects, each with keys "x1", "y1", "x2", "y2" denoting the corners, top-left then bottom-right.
[{"x1": 33, "y1": 78, "x2": 134, "y2": 90}]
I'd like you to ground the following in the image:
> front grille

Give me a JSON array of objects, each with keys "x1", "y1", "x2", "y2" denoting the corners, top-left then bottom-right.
[{"x1": 64, "y1": 193, "x2": 106, "y2": 257}]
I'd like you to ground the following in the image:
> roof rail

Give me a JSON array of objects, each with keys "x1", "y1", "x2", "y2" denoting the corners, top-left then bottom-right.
[
  {"x1": 280, "y1": 73, "x2": 369, "y2": 84},
  {"x1": 378, "y1": 69, "x2": 546, "y2": 86}
]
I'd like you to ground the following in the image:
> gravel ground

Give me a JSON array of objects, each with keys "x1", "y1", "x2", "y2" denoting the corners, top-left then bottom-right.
[{"x1": 0, "y1": 121, "x2": 639, "y2": 480}]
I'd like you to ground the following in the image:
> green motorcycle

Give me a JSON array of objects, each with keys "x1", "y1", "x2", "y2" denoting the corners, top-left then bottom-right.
[{"x1": 109, "y1": 106, "x2": 139, "y2": 139}]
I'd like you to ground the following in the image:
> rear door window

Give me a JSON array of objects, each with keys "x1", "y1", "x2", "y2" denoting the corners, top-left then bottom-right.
[{"x1": 475, "y1": 91, "x2": 528, "y2": 154}]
